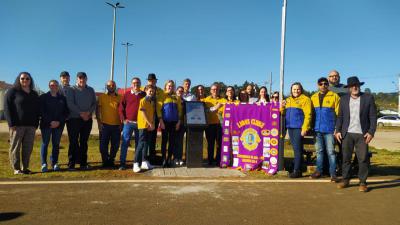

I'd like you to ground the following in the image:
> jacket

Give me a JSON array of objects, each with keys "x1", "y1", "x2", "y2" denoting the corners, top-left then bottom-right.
[
  {"x1": 311, "y1": 91, "x2": 340, "y2": 133},
  {"x1": 283, "y1": 94, "x2": 312, "y2": 133},
  {"x1": 39, "y1": 92, "x2": 69, "y2": 129},
  {"x1": 335, "y1": 92, "x2": 377, "y2": 138},
  {"x1": 157, "y1": 92, "x2": 182, "y2": 122}
]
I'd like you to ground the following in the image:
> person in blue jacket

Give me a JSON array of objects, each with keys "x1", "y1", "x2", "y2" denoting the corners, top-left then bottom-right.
[
  {"x1": 39, "y1": 80, "x2": 69, "y2": 172},
  {"x1": 281, "y1": 82, "x2": 312, "y2": 178},
  {"x1": 310, "y1": 77, "x2": 340, "y2": 182}
]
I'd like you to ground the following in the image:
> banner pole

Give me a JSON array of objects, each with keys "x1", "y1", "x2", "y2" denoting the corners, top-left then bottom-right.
[{"x1": 278, "y1": 0, "x2": 287, "y2": 172}]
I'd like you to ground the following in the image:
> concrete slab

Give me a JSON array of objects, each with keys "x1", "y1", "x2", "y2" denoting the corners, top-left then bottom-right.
[{"x1": 147, "y1": 167, "x2": 246, "y2": 178}]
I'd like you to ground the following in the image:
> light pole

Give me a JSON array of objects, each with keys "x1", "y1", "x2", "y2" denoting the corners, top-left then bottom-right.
[
  {"x1": 398, "y1": 74, "x2": 400, "y2": 115},
  {"x1": 122, "y1": 42, "x2": 133, "y2": 91},
  {"x1": 106, "y1": 2, "x2": 124, "y2": 81},
  {"x1": 278, "y1": 0, "x2": 287, "y2": 172}
]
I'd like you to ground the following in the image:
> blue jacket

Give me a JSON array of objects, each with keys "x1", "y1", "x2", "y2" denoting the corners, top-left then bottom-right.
[
  {"x1": 311, "y1": 91, "x2": 340, "y2": 133},
  {"x1": 284, "y1": 94, "x2": 312, "y2": 133}
]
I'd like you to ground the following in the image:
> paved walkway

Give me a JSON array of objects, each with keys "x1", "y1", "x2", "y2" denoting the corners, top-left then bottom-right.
[{"x1": 147, "y1": 167, "x2": 246, "y2": 178}]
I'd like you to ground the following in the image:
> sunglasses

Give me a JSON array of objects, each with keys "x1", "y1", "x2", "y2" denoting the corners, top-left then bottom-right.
[
  {"x1": 50, "y1": 84, "x2": 58, "y2": 87},
  {"x1": 20, "y1": 77, "x2": 30, "y2": 81},
  {"x1": 272, "y1": 96, "x2": 279, "y2": 98},
  {"x1": 319, "y1": 82, "x2": 329, "y2": 86}
]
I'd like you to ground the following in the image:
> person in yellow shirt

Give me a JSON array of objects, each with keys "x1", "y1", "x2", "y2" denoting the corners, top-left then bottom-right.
[
  {"x1": 96, "y1": 80, "x2": 121, "y2": 168},
  {"x1": 203, "y1": 83, "x2": 226, "y2": 166},
  {"x1": 174, "y1": 86, "x2": 185, "y2": 166},
  {"x1": 281, "y1": 82, "x2": 312, "y2": 178},
  {"x1": 145, "y1": 73, "x2": 164, "y2": 164},
  {"x1": 133, "y1": 85, "x2": 155, "y2": 173},
  {"x1": 157, "y1": 80, "x2": 183, "y2": 167}
]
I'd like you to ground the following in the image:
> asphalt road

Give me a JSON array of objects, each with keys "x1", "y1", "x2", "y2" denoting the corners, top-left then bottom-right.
[{"x1": 0, "y1": 180, "x2": 399, "y2": 225}]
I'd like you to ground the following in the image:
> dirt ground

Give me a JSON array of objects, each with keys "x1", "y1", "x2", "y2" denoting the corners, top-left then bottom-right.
[
  {"x1": 370, "y1": 129, "x2": 400, "y2": 151},
  {"x1": 0, "y1": 180, "x2": 399, "y2": 225}
]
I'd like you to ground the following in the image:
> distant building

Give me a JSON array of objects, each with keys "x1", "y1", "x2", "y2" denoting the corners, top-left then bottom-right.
[{"x1": 0, "y1": 81, "x2": 13, "y2": 120}]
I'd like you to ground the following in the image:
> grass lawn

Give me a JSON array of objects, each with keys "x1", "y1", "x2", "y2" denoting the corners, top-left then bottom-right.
[{"x1": 0, "y1": 132, "x2": 399, "y2": 180}]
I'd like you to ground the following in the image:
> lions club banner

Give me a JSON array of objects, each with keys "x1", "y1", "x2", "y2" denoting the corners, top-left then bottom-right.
[{"x1": 220, "y1": 103, "x2": 280, "y2": 174}]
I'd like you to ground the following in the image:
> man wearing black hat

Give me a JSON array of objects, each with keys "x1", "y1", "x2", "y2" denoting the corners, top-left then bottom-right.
[
  {"x1": 66, "y1": 72, "x2": 96, "y2": 170},
  {"x1": 145, "y1": 73, "x2": 164, "y2": 164},
  {"x1": 335, "y1": 76, "x2": 377, "y2": 192}
]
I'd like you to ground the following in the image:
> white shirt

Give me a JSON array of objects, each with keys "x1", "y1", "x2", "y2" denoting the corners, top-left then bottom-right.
[{"x1": 348, "y1": 96, "x2": 363, "y2": 134}]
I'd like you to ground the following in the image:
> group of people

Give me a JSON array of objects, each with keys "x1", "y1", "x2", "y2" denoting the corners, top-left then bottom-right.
[
  {"x1": 4, "y1": 70, "x2": 376, "y2": 191},
  {"x1": 281, "y1": 70, "x2": 377, "y2": 192}
]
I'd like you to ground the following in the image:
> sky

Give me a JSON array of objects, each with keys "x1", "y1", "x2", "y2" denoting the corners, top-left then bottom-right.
[{"x1": 1, "y1": 0, "x2": 399, "y2": 94}]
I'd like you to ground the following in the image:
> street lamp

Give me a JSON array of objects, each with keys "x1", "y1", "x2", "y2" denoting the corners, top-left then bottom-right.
[
  {"x1": 122, "y1": 42, "x2": 133, "y2": 91},
  {"x1": 278, "y1": 0, "x2": 287, "y2": 172},
  {"x1": 106, "y1": 2, "x2": 124, "y2": 81}
]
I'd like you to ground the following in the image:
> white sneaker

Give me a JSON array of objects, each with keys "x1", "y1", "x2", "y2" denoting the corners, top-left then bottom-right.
[
  {"x1": 14, "y1": 170, "x2": 23, "y2": 175},
  {"x1": 179, "y1": 160, "x2": 184, "y2": 166},
  {"x1": 53, "y1": 164, "x2": 60, "y2": 171},
  {"x1": 140, "y1": 161, "x2": 153, "y2": 170},
  {"x1": 133, "y1": 163, "x2": 141, "y2": 173},
  {"x1": 41, "y1": 164, "x2": 48, "y2": 172}
]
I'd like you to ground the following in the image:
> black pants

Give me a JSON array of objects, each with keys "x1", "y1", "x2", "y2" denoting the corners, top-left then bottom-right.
[
  {"x1": 174, "y1": 124, "x2": 185, "y2": 161},
  {"x1": 68, "y1": 118, "x2": 92, "y2": 168},
  {"x1": 99, "y1": 124, "x2": 120, "y2": 165},
  {"x1": 148, "y1": 117, "x2": 159, "y2": 161},
  {"x1": 342, "y1": 133, "x2": 369, "y2": 184},
  {"x1": 205, "y1": 124, "x2": 222, "y2": 165},
  {"x1": 161, "y1": 121, "x2": 177, "y2": 161}
]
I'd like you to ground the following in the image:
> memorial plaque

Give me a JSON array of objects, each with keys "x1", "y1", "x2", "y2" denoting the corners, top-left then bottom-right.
[{"x1": 185, "y1": 101, "x2": 207, "y2": 167}]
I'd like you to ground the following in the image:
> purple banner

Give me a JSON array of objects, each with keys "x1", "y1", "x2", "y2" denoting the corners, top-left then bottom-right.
[{"x1": 220, "y1": 102, "x2": 280, "y2": 174}]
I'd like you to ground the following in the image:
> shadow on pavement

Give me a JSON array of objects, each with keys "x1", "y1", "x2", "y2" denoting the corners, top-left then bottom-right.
[
  {"x1": 368, "y1": 179, "x2": 400, "y2": 191},
  {"x1": 370, "y1": 165, "x2": 400, "y2": 176},
  {"x1": 0, "y1": 212, "x2": 24, "y2": 222}
]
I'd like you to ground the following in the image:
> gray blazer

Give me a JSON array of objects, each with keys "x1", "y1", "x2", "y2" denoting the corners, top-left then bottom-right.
[{"x1": 335, "y1": 92, "x2": 377, "y2": 138}]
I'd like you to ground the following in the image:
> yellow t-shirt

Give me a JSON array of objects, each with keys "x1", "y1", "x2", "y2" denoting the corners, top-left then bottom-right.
[
  {"x1": 98, "y1": 93, "x2": 121, "y2": 125},
  {"x1": 222, "y1": 98, "x2": 239, "y2": 118},
  {"x1": 137, "y1": 97, "x2": 155, "y2": 129},
  {"x1": 203, "y1": 96, "x2": 226, "y2": 124}
]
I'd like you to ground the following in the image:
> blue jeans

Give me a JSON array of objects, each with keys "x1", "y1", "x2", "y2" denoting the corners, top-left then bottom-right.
[
  {"x1": 288, "y1": 128, "x2": 303, "y2": 171},
  {"x1": 135, "y1": 129, "x2": 149, "y2": 166},
  {"x1": 40, "y1": 127, "x2": 63, "y2": 166},
  {"x1": 315, "y1": 132, "x2": 337, "y2": 176},
  {"x1": 100, "y1": 124, "x2": 121, "y2": 164},
  {"x1": 120, "y1": 122, "x2": 139, "y2": 165}
]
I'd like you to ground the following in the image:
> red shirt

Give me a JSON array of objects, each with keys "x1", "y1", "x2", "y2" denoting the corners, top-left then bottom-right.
[{"x1": 118, "y1": 90, "x2": 145, "y2": 122}]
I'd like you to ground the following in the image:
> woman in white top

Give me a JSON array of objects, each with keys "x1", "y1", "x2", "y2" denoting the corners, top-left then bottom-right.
[{"x1": 257, "y1": 86, "x2": 270, "y2": 103}]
